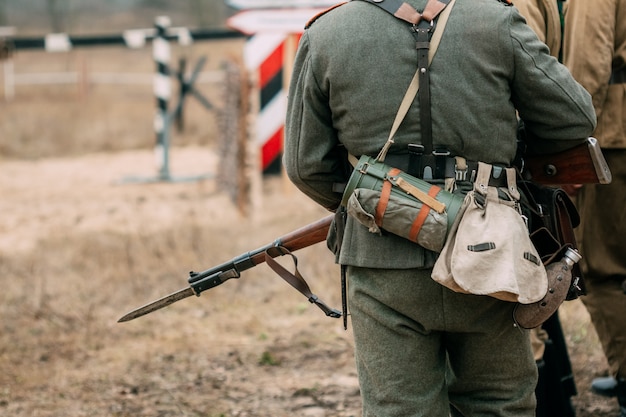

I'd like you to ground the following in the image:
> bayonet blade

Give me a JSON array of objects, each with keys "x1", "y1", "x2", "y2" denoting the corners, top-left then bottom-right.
[{"x1": 118, "y1": 287, "x2": 195, "y2": 323}]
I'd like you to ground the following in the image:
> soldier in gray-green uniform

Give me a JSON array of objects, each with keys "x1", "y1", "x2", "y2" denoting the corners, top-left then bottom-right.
[{"x1": 284, "y1": 0, "x2": 596, "y2": 415}]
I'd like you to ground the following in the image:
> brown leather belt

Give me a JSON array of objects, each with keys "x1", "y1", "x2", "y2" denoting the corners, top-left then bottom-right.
[
  {"x1": 383, "y1": 154, "x2": 509, "y2": 187},
  {"x1": 333, "y1": 154, "x2": 508, "y2": 193}
]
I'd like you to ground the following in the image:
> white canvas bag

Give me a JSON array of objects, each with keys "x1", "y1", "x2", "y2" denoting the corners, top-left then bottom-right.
[{"x1": 431, "y1": 162, "x2": 548, "y2": 304}]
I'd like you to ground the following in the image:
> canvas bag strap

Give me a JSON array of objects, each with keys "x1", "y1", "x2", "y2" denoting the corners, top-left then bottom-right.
[
  {"x1": 364, "y1": 0, "x2": 455, "y2": 162},
  {"x1": 474, "y1": 162, "x2": 521, "y2": 201}
]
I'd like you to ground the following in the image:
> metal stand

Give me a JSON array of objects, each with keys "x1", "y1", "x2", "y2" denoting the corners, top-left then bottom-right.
[{"x1": 121, "y1": 17, "x2": 214, "y2": 184}]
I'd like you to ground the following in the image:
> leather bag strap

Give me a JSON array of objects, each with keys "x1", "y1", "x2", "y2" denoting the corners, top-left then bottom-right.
[
  {"x1": 408, "y1": 185, "x2": 441, "y2": 241},
  {"x1": 375, "y1": 167, "x2": 402, "y2": 226}
]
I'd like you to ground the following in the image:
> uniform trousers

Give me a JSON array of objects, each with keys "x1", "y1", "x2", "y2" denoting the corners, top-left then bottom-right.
[
  {"x1": 576, "y1": 149, "x2": 626, "y2": 378},
  {"x1": 348, "y1": 265, "x2": 537, "y2": 417}
]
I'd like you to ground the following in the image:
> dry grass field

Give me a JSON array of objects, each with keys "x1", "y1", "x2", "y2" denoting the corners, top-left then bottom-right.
[{"x1": 0, "y1": 38, "x2": 619, "y2": 416}]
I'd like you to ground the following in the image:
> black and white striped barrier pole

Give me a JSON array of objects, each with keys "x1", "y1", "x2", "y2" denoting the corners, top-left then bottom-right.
[
  {"x1": 7, "y1": 28, "x2": 245, "y2": 51},
  {"x1": 3, "y1": 20, "x2": 238, "y2": 183},
  {"x1": 153, "y1": 16, "x2": 172, "y2": 180}
]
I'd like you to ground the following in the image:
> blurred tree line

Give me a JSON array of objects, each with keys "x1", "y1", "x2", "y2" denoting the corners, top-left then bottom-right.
[{"x1": 0, "y1": 0, "x2": 235, "y2": 35}]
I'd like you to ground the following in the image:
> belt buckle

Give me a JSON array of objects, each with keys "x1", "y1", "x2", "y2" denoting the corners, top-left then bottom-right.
[{"x1": 455, "y1": 167, "x2": 468, "y2": 181}]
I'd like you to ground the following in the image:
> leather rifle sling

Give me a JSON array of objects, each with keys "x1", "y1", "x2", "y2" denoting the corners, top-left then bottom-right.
[{"x1": 264, "y1": 246, "x2": 342, "y2": 318}]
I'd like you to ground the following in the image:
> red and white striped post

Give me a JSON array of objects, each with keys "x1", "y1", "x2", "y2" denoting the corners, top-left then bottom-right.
[
  {"x1": 227, "y1": 7, "x2": 326, "y2": 212},
  {"x1": 244, "y1": 32, "x2": 289, "y2": 175}
]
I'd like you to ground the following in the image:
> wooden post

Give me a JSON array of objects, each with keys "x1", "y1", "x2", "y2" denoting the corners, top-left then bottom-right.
[
  {"x1": 3, "y1": 57, "x2": 14, "y2": 100},
  {"x1": 282, "y1": 33, "x2": 299, "y2": 194}
]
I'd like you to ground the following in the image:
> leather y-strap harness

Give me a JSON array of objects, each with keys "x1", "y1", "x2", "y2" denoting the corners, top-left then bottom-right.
[
  {"x1": 413, "y1": 0, "x2": 452, "y2": 178},
  {"x1": 358, "y1": 0, "x2": 452, "y2": 179},
  {"x1": 358, "y1": 0, "x2": 450, "y2": 25}
]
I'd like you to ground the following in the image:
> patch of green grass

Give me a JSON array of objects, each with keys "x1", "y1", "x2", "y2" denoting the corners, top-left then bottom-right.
[{"x1": 258, "y1": 350, "x2": 280, "y2": 366}]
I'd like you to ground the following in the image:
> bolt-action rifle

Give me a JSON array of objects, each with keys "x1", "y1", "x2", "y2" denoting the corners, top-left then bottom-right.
[
  {"x1": 118, "y1": 215, "x2": 340, "y2": 323},
  {"x1": 118, "y1": 137, "x2": 610, "y2": 323}
]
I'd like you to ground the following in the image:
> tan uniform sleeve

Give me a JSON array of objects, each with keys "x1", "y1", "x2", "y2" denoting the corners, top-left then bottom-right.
[
  {"x1": 514, "y1": 0, "x2": 562, "y2": 58},
  {"x1": 563, "y1": 0, "x2": 626, "y2": 148}
]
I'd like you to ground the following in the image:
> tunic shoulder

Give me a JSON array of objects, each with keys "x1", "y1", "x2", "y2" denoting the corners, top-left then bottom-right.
[{"x1": 305, "y1": 3, "x2": 347, "y2": 29}]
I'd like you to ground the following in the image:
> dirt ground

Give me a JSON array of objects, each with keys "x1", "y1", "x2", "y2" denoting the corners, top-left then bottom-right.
[
  {"x1": 0, "y1": 146, "x2": 620, "y2": 417},
  {"x1": 0, "y1": 38, "x2": 621, "y2": 417},
  {"x1": 0, "y1": 147, "x2": 354, "y2": 417}
]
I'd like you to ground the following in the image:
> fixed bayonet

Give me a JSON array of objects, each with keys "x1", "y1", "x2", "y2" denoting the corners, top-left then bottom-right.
[
  {"x1": 118, "y1": 254, "x2": 255, "y2": 323},
  {"x1": 118, "y1": 287, "x2": 195, "y2": 322}
]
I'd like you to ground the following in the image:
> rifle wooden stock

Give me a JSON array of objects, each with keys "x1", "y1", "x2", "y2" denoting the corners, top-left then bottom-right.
[
  {"x1": 524, "y1": 137, "x2": 612, "y2": 185},
  {"x1": 234, "y1": 213, "x2": 333, "y2": 268},
  {"x1": 273, "y1": 214, "x2": 333, "y2": 253},
  {"x1": 187, "y1": 214, "x2": 333, "y2": 294}
]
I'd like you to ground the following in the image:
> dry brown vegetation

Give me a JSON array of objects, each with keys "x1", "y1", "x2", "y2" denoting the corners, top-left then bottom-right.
[{"x1": 0, "y1": 38, "x2": 620, "y2": 416}]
